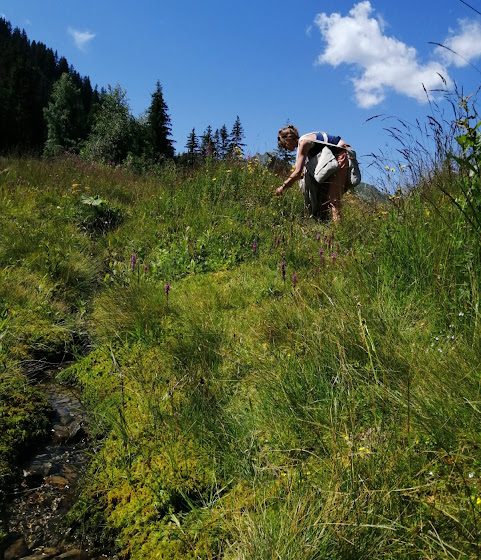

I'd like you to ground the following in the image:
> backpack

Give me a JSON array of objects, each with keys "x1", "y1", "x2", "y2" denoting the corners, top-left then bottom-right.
[
  {"x1": 305, "y1": 145, "x2": 339, "y2": 183},
  {"x1": 346, "y1": 147, "x2": 361, "y2": 189},
  {"x1": 305, "y1": 139, "x2": 361, "y2": 189}
]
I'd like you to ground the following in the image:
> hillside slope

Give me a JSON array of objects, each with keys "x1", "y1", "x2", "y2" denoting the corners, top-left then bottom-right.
[{"x1": 1, "y1": 156, "x2": 480, "y2": 559}]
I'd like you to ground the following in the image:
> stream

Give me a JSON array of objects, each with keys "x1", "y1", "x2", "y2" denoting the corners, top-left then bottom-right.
[{"x1": 3, "y1": 383, "x2": 111, "y2": 560}]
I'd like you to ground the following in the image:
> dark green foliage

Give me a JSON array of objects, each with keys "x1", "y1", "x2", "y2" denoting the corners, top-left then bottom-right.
[
  {"x1": 200, "y1": 125, "x2": 215, "y2": 158},
  {"x1": 185, "y1": 128, "x2": 199, "y2": 155},
  {"x1": 0, "y1": 369, "x2": 51, "y2": 513},
  {"x1": 229, "y1": 115, "x2": 245, "y2": 158},
  {"x1": 146, "y1": 81, "x2": 174, "y2": 160},
  {"x1": 82, "y1": 86, "x2": 134, "y2": 165},
  {"x1": 219, "y1": 124, "x2": 229, "y2": 159},
  {"x1": 43, "y1": 73, "x2": 84, "y2": 157},
  {"x1": 77, "y1": 195, "x2": 124, "y2": 235},
  {"x1": 0, "y1": 18, "x2": 96, "y2": 154}
]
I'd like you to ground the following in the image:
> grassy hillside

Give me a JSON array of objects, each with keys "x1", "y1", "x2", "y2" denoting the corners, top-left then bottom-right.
[{"x1": 1, "y1": 153, "x2": 480, "y2": 559}]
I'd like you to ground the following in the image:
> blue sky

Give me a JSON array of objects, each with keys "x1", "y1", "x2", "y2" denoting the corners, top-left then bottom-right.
[{"x1": 2, "y1": 0, "x2": 481, "y2": 184}]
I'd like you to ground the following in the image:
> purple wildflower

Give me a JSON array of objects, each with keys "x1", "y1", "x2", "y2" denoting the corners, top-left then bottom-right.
[
  {"x1": 331, "y1": 252, "x2": 338, "y2": 262},
  {"x1": 252, "y1": 239, "x2": 258, "y2": 254},
  {"x1": 324, "y1": 234, "x2": 334, "y2": 250},
  {"x1": 164, "y1": 282, "x2": 171, "y2": 297},
  {"x1": 280, "y1": 256, "x2": 287, "y2": 282},
  {"x1": 130, "y1": 253, "x2": 137, "y2": 271},
  {"x1": 319, "y1": 247, "x2": 325, "y2": 264},
  {"x1": 292, "y1": 272, "x2": 298, "y2": 287}
]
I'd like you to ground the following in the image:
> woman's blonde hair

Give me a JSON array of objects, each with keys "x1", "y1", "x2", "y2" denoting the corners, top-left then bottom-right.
[{"x1": 277, "y1": 125, "x2": 299, "y2": 149}]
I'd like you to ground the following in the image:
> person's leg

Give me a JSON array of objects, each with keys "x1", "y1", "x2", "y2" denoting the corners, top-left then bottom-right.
[
  {"x1": 305, "y1": 173, "x2": 329, "y2": 220},
  {"x1": 327, "y1": 168, "x2": 347, "y2": 222},
  {"x1": 327, "y1": 146, "x2": 349, "y2": 222}
]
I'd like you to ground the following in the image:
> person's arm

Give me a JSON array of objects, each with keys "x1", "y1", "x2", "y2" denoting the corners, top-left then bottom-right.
[{"x1": 275, "y1": 139, "x2": 312, "y2": 195}]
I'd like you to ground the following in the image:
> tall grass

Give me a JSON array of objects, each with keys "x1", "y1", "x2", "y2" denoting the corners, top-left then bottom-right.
[{"x1": 2, "y1": 106, "x2": 481, "y2": 559}]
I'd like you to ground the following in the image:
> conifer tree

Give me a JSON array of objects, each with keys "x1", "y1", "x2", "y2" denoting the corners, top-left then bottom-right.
[
  {"x1": 147, "y1": 81, "x2": 174, "y2": 160},
  {"x1": 228, "y1": 115, "x2": 245, "y2": 158},
  {"x1": 200, "y1": 125, "x2": 214, "y2": 158},
  {"x1": 219, "y1": 124, "x2": 229, "y2": 159},
  {"x1": 186, "y1": 128, "x2": 199, "y2": 155},
  {"x1": 275, "y1": 144, "x2": 295, "y2": 166},
  {"x1": 184, "y1": 128, "x2": 199, "y2": 165},
  {"x1": 213, "y1": 128, "x2": 221, "y2": 159},
  {"x1": 43, "y1": 73, "x2": 83, "y2": 157}
]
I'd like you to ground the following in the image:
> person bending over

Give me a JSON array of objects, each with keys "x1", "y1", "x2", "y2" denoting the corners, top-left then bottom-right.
[{"x1": 275, "y1": 125, "x2": 349, "y2": 222}]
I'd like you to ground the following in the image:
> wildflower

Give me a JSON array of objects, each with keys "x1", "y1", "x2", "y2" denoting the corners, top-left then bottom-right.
[
  {"x1": 469, "y1": 472, "x2": 475, "y2": 479},
  {"x1": 477, "y1": 497, "x2": 481, "y2": 507},
  {"x1": 331, "y1": 252, "x2": 338, "y2": 262},
  {"x1": 316, "y1": 232, "x2": 321, "y2": 242},
  {"x1": 292, "y1": 272, "x2": 298, "y2": 287},
  {"x1": 280, "y1": 256, "x2": 287, "y2": 282},
  {"x1": 458, "y1": 311, "x2": 465, "y2": 317},
  {"x1": 164, "y1": 282, "x2": 171, "y2": 297},
  {"x1": 252, "y1": 239, "x2": 258, "y2": 254},
  {"x1": 319, "y1": 247, "x2": 325, "y2": 262},
  {"x1": 130, "y1": 253, "x2": 137, "y2": 271},
  {"x1": 358, "y1": 446, "x2": 371, "y2": 457}
]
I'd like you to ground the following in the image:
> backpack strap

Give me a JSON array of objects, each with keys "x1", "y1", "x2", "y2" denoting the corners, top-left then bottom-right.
[{"x1": 319, "y1": 131, "x2": 329, "y2": 143}]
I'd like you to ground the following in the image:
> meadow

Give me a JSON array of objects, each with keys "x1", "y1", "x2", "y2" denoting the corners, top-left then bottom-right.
[{"x1": 1, "y1": 125, "x2": 480, "y2": 558}]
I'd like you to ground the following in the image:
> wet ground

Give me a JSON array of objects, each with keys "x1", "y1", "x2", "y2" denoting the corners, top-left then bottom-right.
[{"x1": 3, "y1": 384, "x2": 111, "y2": 560}]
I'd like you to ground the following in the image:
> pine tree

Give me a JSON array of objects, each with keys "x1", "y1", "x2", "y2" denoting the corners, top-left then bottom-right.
[
  {"x1": 275, "y1": 144, "x2": 295, "y2": 166},
  {"x1": 200, "y1": 125, "x2": 214, "y2": 158},
  {"x1": 213, "y1": 128, "x2": 221, "y2": 159},
  {"x1": 219, "y1": 124, "x2": 229, "y2": 159},
  {"x1": 186, "y1": 128, "x2": 199, "y2": 154},
  {"x1": 228, "y1": 115, "x2": 245, "y2": 158},
  {"x1": 147, "y1": 81, "x2": 174, "y2": 160}
]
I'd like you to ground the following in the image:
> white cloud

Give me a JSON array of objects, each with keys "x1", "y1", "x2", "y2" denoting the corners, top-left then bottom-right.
[
  {"x1": 314, "y1": 1, "x2": 451, "y2": 108},
  {"x1": 436, "y1": 19, "x2": 481, "y2": 67},
  {"x1": 68, "y1": 27, "x2": 95, "y2": 51}
]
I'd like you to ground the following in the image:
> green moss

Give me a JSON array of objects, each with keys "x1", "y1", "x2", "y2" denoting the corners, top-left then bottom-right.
[{"x1": 0, "y1": 366, "x2": 51, "y2": 513}]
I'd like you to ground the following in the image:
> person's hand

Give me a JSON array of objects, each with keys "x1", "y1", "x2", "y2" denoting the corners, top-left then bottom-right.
[{"x1": 275, "y1": 185, "x2": 285, "y2": 196}]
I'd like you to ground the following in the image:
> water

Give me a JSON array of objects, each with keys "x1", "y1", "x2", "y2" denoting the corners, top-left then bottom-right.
[{"x1": 4, "y1": 383, "x2": 110, "y2": 560}]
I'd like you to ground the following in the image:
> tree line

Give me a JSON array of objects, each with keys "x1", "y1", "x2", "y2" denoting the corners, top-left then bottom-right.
[
  {"x1": 0, "y1": 17, "x2": 98, "y2": 153},
  {"x1": 181, "y1": 117, "x2": 245, "y2": 164},
  {"x1": 0, "y1": 17, "x2": 247, "y2": 168}
]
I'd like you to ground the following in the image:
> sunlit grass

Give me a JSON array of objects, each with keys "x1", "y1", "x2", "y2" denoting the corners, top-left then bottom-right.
[{"x1": 1, "y1": 153, "x2": 481, "y2": 558}]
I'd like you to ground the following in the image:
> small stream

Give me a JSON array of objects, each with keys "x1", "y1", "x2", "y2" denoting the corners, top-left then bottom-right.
[{"x1": 4, "y1": 383, "x2": 110, "y2": 560}]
